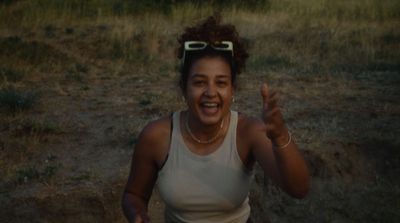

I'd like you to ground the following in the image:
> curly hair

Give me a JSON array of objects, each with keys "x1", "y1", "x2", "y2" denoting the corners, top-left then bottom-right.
[{"x1": 177, "y1": 14, "x2": 249, "y2": 94}]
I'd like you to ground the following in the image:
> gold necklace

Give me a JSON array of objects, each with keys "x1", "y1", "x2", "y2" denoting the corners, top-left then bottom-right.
[{"x1": 185, "y1": 114, "x2": 224, "y2": 144}]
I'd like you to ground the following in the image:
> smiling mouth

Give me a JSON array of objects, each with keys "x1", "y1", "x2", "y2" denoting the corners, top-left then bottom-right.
[
  {"x1": 201, "y1": 102, "x2": 219, "y2": 108},
  {"x1": 200, "y1": 102, "x2": 220, "y2": 115}
]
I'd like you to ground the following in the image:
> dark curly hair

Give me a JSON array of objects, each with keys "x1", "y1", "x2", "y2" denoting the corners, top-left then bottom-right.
[{"x1": 177, "y1": 14, "x2": 249, "y2": 94}]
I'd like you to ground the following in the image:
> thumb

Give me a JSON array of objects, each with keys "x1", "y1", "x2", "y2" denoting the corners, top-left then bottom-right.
[
  {"x1": 260, "y1": 83, "x2": 269, "y2": 108},
  {"x1": 134, "y1": 214, "x2": 149, "y2": 223}
]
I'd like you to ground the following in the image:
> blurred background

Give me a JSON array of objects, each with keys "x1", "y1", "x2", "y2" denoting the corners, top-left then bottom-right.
[{"x1": 0, "y1": 0, "x2": 399, "y2": 222}]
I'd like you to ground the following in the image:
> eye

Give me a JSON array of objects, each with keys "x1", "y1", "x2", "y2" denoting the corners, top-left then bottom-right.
[
  {"x1": 193, "y1": 80, "x2": 206, "y2": 86},
  {"x1": 217, "y1": 80, "x2": 228, "y2": 87}
]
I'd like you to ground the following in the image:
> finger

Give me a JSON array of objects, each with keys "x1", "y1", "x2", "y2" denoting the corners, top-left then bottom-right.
[
  {"x1": 141, "y1": 214, "x2": 150, "y2": 223},
  {"x1": 268, "y1": 92, "x2": 279, "y2": 109},
  {"x1": 269, "y1": 91, "x2": 278, "y2": 100},
  {"x1": 135, "y1": 214, "x2": 149, "y2": 223},
  {"x1": 260, "y1": 83, "x2": 269, "y2": 108},
  {"x1": 134, "y1": 217, "x2": 143, "y2": 223},
  {"x1": 267, "y1": 107, "x2": 283, "y2": 119},
  {"x1": 265, "y1": 124, "x2": 274, "y2": 138}
]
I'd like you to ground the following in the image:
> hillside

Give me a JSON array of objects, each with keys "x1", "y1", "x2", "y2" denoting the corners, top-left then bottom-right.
[{"x1": 0, "y1": 1, "x2": 399, "y2": 222}]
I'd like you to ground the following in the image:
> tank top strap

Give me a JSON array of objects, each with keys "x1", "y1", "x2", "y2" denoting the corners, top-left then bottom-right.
[
  {"x1": 228, "y1": 110, "x2": 238, "y2": 141},
  {"x1": 172, "y1": 111, "x2": 181, "y2": 138},
  {"x1": 223, "y1": 110, "x2": 238, "y2": 152},
  {"x1": 169, "y1": 111, "x2": 181, "y2": 155}
]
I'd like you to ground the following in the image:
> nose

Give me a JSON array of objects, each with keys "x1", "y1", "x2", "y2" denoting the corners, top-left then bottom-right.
[{"x1": 204, "y1": 83, "x2": 217, "y2": 97}]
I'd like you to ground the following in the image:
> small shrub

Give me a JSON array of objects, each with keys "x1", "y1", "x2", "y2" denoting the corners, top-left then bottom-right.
[
  {"x1": 0, "y1": 67, "x2": 24, "y2": 83},
  {"x1": 128, "y1": 137, "x2": 138, "y2": 146},
  {"x1": 111, "y1": 40, "x2": 124, "y2": 59},
  {"x1": 65, "y1": 72, "x2": 83, "y2": 82},
  {"x1": 16, "y1": 166, "x2": 40, "y2": 183},
  {"x1": 65, "y1": 27, "x2": 74, "y2": 34},
  {"x1": 64, "y1": 63, "x2": 89, "y2": 82},
  {"x1": 13, "y1": 119, "x2": 62, "y2": 136},
  {"x1": 139, "y1": 99, "x2": 151, "y2": 106},
  {"x1": 0, "y1": 36, "x2": 68, "y2": 66},
  {"x1": 46, "y1": 154, "x2": 57, "y2": 161},
  {"x1": 42, "y1": 164, "x2": 60, "y2": 178},
  {"x1": 75, "y1": 63, "x2": 89, "y2": 73},
  {"x1": 16, "y1": 163, "x2": 61, "y2": 184},
  {"x1": 0, "y1": 0, "x2": 16, "y2": 6},
  {"x1": 0, "y1": 88, "x2": 39, "y2": 113},
  {"x1": 44, "y1": 24, "x2": 56, "y2": 38}
]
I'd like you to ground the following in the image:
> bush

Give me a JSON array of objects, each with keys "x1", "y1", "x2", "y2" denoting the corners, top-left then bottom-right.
[
  {"x1": 0, "y1": 88, "x2": 39, "y2": 113},
  {"x1": 0, "y1": 67, "x2": 24, "y2": 83},
  {"x1": 0, "y1": 0, "x2": 17, "y2": 6}
]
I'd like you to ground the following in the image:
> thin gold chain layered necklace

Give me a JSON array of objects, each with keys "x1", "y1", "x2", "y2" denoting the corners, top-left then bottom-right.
[{"x1": 185, "y1": 114, "x2": 224, "y2": 144}]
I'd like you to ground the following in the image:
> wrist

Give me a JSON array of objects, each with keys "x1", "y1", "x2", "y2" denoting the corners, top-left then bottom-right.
[{"x1": 272, "y1": 130, "x2": 291, "y2": 149}]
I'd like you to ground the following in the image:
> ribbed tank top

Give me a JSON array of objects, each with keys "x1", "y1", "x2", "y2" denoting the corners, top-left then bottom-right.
[{"x1": 157, "y1": 111, "x2": 253, "y2": 223}]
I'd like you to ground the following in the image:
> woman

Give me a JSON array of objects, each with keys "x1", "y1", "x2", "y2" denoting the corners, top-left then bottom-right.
[{"x1": 122, "y1": 15, "x2": 310, "y2": 223}]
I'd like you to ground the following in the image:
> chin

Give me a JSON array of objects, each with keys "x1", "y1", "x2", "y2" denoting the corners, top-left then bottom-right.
[
  {"x1": 199, "y1": 115, "x2": 221, "y2": 126},
  {"x1": 196, "y1": 107, "x2": 227, "y2": 126}
]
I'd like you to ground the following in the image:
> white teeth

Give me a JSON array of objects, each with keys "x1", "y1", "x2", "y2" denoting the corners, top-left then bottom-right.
[{"x1": 202, "y1": 102, "x2": 218, "y2": 107}]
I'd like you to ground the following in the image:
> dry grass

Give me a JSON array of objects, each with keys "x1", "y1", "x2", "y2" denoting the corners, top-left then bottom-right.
[{"x1": 0, "y1": 0, "x2": 399, "y2": 222}]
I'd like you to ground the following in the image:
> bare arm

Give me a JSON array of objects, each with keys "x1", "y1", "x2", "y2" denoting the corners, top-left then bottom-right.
[
  {"x1": 251, "y1": 83, "x2": 310, "y2": 199},
  {"x1": 122, "y1": 121, "x2": 167, "y2": 222},
  {"x1": 252, "y1": 128, "x2": 310, "y2": 198}
]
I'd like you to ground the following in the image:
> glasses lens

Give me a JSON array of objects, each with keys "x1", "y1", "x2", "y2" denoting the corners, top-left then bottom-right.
[
  {"x1": 213, "y1": 43, "x2": 229, "y2": 49},
  {"x1": 188, "y1": 43, "x2": 206, "y2": 49}
]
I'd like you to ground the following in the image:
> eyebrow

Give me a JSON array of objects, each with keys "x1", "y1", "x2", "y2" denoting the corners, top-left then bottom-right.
[{"x1": 191, "y1": 73, "x2": 230, "y2": 79}]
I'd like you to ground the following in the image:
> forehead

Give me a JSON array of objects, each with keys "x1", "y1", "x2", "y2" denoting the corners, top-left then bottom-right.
[{"x1": 188, "y1": 56, "x2": 232, "y2": 79}]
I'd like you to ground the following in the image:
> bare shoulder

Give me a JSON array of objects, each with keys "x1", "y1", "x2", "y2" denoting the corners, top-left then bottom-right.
[
  {"x1": 140, "y1": 115, "x2": 171, "y2": 142},
  {"x1": 135, "y1": 115, "x2": 172, "y2": 164}
]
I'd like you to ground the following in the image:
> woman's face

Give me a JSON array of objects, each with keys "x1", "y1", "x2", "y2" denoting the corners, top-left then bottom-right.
[{"x1": 185, "y1": 56, "x2": 234, "y2": 126}]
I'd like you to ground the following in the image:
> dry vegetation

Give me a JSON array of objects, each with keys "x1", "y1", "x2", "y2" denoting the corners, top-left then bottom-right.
[{"x1": 0, "y1": 0, "x2": 399, "y2": 222}]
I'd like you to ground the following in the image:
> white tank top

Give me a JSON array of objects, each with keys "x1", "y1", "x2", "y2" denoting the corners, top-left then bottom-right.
[{"x1": 157, "y1": 111, "x2": 253, "y2": 223}]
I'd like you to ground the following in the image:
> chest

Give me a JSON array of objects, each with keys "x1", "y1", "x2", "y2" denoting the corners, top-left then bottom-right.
[{"x1": 157, "y1": 147, "x2": 252, "y2": 212}]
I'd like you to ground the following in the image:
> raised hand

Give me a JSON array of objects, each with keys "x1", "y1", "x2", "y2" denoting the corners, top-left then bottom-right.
[
  {"x1": 133, "y1": 213, "x2": 150, "y2": 223},
  {"x1": 260, "y1": 83, "x2": 289, "y2": 146}
]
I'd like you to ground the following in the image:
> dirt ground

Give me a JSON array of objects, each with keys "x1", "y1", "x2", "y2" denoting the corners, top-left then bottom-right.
[{"x1": 1, "y1": 21, "x2": 399, "y2": 223}]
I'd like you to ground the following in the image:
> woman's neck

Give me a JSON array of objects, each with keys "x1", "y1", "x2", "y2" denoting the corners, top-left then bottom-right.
[{"x1": 185, "y1": 111, "x2": 228, "y2": 142}]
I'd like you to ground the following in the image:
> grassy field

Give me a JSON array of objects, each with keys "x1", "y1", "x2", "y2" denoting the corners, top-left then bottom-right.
[{"x1": 0, "y1": 0, "x2": 399, "y2": 222}]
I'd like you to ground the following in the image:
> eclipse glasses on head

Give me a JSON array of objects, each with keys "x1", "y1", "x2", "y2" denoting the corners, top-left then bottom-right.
[{"x1": 182, "y1": 41, "x2": 234, "y2": 65}]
